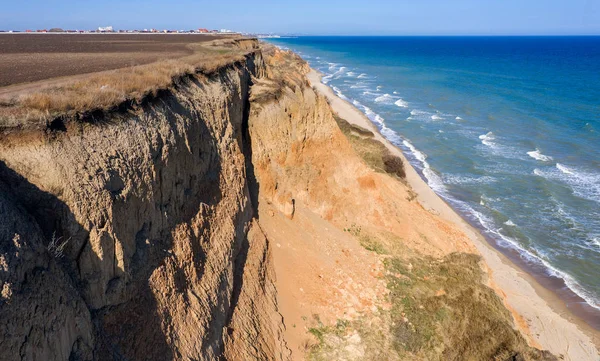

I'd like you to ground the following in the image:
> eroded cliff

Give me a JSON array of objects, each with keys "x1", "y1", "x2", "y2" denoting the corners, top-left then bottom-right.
[{"x1": 0, "y1": 40, "x2": 287, "y2": 361}]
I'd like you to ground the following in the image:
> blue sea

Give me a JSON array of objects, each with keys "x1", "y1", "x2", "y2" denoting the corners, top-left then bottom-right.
[{"x1": 268, "y1": 36, "x2": 600, "y2": 321}]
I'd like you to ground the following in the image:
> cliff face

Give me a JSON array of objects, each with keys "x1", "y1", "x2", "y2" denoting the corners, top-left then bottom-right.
[{"x1": 0, "y1": 42, "x2": 287, "y2": 361}]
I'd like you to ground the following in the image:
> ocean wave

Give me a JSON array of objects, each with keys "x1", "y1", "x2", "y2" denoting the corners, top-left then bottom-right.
[
  {"x1": 443, "y1": 174, "x2": 496, "y2": 185},
  {"x1": 362, "y1": 91, "x2": 380, "y2": 98},
  {"x1": 556, "y1": 163, "x2": 574, "y2": 175},
  {"x1": 535, "y1": 164, "x2": 600, "y2": 204},
  {"x1": 346, "y1": 71, "x2": 356, "y2": 77},
  {"x1": 401, "y1": 139, "x2": 447, "y2": 194},
  {"x1": 395, "y1": 99, "x2": 409, "y2": 108},
  {"x1": 352, "y1": 99, "x2": 403, "y2": 145},
  {"x1": 322, "y1": 66, "x2": 348, "y2": 84},
  {"x1": 374, "y1": 94, "x2": 395, "y2": 104},
  {"x1": 504, "y1": 220, "x2": 517, "y2": 227},
  {"x1": 350, "y1": 83, "x2": 369, "y2": 89},
  {"x1": 357, "y1": 73, "x2": 368, "y2": 79},
  {"x1": 431, "y1": 115, "x2": 443, "y2": 120},
  {"x1": 456, "y1": 116, "x2": 463, "y2": 120},
  {"x1": 479, "y1": 131, "x2": 496, "y2": 147},
  {"x1": 410, "y1": 109, "x2": 430, "y2": 116},
  {"x1": 393, "y1": 91, "x2": 399, "y2": 95},
  {"x1": 331, "y1": 86, "x2": 351, "y2": 102},
  {"x1": 527, "y1": 149, "x2": 553, "y2": 162}
]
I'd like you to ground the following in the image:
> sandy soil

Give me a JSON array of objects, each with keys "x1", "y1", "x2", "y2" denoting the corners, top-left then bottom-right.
[
  {"x1": 307, "y1": 69, "x2": 600, "y2": 361},
  {"x1": 0, "y1": 34, "x2": 231, "y2": 87}
]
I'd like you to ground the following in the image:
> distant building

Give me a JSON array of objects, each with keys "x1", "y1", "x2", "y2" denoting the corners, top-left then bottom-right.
[
  {"x1": 98, "y1": 26, "x2": 113, "y2": 32},
  {"x1": 198, "y1": 28, "x2": 209, "y2": 33}
]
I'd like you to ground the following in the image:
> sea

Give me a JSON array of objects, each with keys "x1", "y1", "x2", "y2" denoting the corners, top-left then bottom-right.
[{"x1": 267, "y1": 36, "x2": 600, "y2": 326}]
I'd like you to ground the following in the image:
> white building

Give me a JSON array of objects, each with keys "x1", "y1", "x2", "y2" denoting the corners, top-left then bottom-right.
[{"x1": 98, "y1": 26, "x2": 113, "y2": 32}]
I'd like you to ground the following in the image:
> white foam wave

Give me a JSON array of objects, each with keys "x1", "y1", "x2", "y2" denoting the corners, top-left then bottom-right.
[
  {"x1": 362, "y1": 91, "x2": 380, "y2": 98},
  {"x1": 456, "y1": 116, "x2": 463, "y2": 120},
  {"x1": 431, "y1": 115, "x2": 443, "y2": 120},
  {"x1": 504, "y1": 220, "x2": 517, "y2": 227},
  {"x1": 350, "y1": 83, "x2": 368, "y2": 89},
  {"x1": 357, "y1": 73, "x2": 368, "y2": 79},
  {"x1": 410, "y1": 109, "x2": 429, "y2": 116},
  {"x1": 443, "y1": 174, "x2": 496, "y2": 185},
  {"x1": 527, "y1": 149, "x2": 553, "y2": 162},
  {"x1": 556, "y1": 163, "x2": 574, "y2": 175},
  {"x1": 322, "y1": 66, "x2": 348, "y2": 84},
  {"x1": 331, "y1": 86, "x2": 350, "y2": 101},
  {"x1": 592, "y1": 238, "x2": 600, "y2": 248},
  {"x1": 535, "y1": 165, "x2": 600, "y2": 203},
  {"x1": 479, "y1": 131, "x2": 496, "y2": 147},
  {"x1": 395, "y1": 99, "x2": 409, "y2": 108},
  {"x1": 401, "y1": 139, "x2": 447, "y2": 194},
  {"x1": 375, "y1": 94, "x2": 395, "y2": 104},
  {"x1": 346, "y1": 71, "x2": 356, "y2": 77}
]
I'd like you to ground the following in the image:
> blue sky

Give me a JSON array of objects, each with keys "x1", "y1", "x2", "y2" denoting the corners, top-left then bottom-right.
[{"x1": 2, "y1": 0, "x2": 599, "y2": 35}]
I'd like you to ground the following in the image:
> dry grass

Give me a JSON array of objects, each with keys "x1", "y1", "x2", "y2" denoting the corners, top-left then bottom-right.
[{"x1": 0, "y1": 39, "x2": 254, "y2": 128}]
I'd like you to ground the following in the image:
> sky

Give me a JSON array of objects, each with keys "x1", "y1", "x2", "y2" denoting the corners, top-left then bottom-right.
[{"x1": 1, "y1": 0, "x2": 599, "y2": 35}]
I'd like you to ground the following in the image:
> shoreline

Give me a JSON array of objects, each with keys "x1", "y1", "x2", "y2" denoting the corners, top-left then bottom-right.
[{"x1": 306, "y1": 68, "x2": 600, "y2": 360}]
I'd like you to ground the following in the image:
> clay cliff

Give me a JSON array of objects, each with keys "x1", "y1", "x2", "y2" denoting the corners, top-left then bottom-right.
[
  {"x1": 0, "y1": 40, "x2": 286, "y2": 361},
  {"x1": 0, "y1": 40, "x2": 557, "y2": 360}
]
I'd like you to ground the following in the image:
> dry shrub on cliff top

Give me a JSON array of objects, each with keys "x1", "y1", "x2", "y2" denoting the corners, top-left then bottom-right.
[{"x1": 0, "y1": 39, "x2": 252, "y2": 127}]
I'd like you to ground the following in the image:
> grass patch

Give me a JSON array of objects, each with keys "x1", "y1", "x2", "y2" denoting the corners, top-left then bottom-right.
[
  {"x1": 346, "y1": 224, "x2": 388, "y2": 255},
  {"x1": 334, "y1": 114, "x2": 405, "y2": 180},
  {"x1": 385, "y1": 253, "x2": 558, "y2": 360}
]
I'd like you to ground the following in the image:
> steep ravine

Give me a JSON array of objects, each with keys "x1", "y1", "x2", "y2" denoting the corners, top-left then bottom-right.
[{"x1": 0, "y1": 41, "x2": 559, "y2": 361}]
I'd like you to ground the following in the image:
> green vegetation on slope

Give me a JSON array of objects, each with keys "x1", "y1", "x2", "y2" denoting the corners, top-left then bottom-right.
[{"x1": 333, "y1": 114, "x2": 406, "y2": 180}]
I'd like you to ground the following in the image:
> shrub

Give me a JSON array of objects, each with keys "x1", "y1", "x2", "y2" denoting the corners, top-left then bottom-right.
[{"x1": 382, "y1": 153, "x2": 405, "y2": 179}]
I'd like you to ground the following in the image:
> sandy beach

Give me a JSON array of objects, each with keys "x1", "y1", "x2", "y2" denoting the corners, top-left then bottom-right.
[{"x1": 307, "y1": 69, "x2": 600, "y2": 361}]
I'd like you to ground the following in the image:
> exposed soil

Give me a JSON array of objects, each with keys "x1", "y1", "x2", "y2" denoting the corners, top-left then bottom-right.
[{"x1": 0, "y1": 34, "x2": 232, "y2": 87}]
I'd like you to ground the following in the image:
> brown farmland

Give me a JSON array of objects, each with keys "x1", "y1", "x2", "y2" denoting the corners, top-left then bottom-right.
[{"x1": 0, "y1": 34, "x2": 233, "y2": 87}]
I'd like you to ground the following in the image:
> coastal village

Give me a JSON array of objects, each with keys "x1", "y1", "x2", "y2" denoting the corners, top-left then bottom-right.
[
  {"x1": 0, "y1": 26, "x2": 281, "y2": 38},
  {"x1": 0, "y1": 26, "x2": 238, "y2": 34}
]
